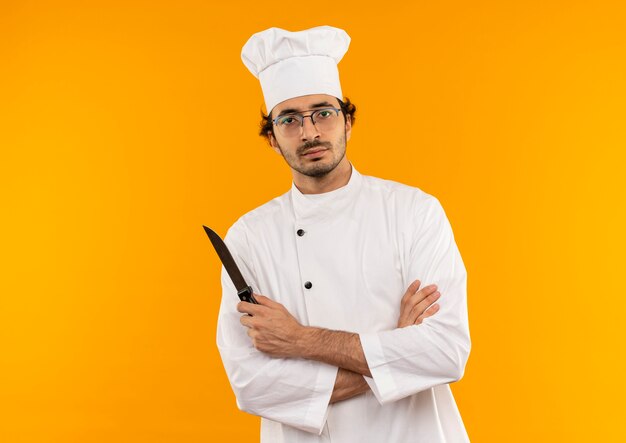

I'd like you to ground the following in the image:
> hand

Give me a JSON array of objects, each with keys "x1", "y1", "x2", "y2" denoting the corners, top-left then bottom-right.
[
  {"x1": 397, "y1": 280, "x2": 441, "y2": 328},
  {"x1": 237, "y1": 294, "x2": 305, "y2": 358}
]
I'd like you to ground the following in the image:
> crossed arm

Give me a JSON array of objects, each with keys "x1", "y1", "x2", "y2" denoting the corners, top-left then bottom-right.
[{"x1": 237, "y1": 279, "x2": 441, "y2": 404}]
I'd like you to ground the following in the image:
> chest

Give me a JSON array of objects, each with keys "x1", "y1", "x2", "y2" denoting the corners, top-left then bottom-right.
[{"x1": 249, "y1": 206, "x2": 412, "y2": 333}]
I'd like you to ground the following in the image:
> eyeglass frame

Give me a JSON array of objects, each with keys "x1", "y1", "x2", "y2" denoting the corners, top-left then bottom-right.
[{"x1": 271, "y1": 107, "x2": 343, "y2": 133}]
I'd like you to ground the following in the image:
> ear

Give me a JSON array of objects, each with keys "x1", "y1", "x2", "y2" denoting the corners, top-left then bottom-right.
[
  {"x1": 268, "y1": 132, "x2": 282, "y2": 155},
  {"x1": 345, "y1": 113, "x2": 352, "y2": 142}
]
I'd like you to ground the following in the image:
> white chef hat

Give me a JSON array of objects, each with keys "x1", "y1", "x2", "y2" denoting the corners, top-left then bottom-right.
[{"x1": 241, "y1": 26, "x2": 351, "y2": 113}]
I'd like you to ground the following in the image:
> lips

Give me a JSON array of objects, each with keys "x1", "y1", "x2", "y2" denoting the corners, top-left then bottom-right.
[{"x1": 301, "y1": 148, "x2": 328, "y2": 157}]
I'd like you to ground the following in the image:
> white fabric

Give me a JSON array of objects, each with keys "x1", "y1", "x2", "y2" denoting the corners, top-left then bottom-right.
[
  {"x1": 216, "y1": 165, "x2": 471, "y2": 442},
  {"x1": 241, "y1": 26, "x2": 350, "y2": 112}
]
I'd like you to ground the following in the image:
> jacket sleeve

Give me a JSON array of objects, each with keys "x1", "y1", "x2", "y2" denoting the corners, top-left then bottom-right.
[
  {"x1": 216, "y1": 222, "x2": 338, "y2": 434},
  {"x1": 359, "y1": 196, "x2": 471, "y2": 405}
]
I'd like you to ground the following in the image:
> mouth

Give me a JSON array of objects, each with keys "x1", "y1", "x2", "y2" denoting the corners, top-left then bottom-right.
[{"x1": 301, "y1": 148, "x2": 328, "y2": 158}]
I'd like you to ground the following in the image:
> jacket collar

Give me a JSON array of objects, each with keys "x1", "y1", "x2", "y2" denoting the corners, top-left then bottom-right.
[{"x1": 290, "y1": 163, "x2": 363, "y2": 223}]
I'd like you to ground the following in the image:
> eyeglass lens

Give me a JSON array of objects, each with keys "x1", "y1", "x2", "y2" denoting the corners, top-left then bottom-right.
[{"x1": 275, "y1": 109, "x2": 340, "y2": 137}]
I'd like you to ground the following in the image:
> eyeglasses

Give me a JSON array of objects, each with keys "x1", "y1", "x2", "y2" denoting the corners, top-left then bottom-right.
[{"x1": 272, "y1": 107, "x2": 342, "y2": 137}]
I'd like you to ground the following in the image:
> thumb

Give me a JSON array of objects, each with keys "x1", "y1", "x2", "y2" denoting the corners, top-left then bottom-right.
[{"x1": 254, "y1": 294, "x2": 273, "y2": 306}]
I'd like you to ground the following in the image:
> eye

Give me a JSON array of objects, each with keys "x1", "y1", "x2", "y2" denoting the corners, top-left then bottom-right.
[
  {"x1": 317, "y1": 110, "x2": 333, "y2": 119},
  {"x1": 278, "y1": 116, "x2": 297, "y2": 126}
]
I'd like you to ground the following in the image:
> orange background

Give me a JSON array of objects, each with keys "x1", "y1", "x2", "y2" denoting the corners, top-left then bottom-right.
[{"x1": 1, "y1": 1, "x2": 625, "y2": 441}]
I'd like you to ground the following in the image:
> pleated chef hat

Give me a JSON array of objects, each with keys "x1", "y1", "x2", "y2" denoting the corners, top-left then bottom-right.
[{"x1": 241, "y1": 26, "x2": 351, "y2": 113}]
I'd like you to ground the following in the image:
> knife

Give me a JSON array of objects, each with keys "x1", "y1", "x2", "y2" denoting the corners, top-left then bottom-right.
[{"x1": 203, "y1": 225, "x2": 258, "y2": 304}]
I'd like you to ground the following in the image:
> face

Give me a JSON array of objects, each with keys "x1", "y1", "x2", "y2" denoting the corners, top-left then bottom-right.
[{"x1": 268, "y1": 94, "x2": 352, "y2": 179}]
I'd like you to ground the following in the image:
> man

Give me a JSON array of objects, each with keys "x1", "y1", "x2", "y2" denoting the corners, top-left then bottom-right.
[{"x1": 216, "y1": 26, "x2": 471, "y2": 442}]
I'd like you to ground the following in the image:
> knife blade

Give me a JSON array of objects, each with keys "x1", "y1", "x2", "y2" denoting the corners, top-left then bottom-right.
[{"x1": 203, "y1": 225, "x2": 258, "y2": 304}]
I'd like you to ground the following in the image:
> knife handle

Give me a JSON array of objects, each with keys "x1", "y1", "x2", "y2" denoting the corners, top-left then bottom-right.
[{"x1": 238, "y1": 286, "x2": 259, "y2": 304}]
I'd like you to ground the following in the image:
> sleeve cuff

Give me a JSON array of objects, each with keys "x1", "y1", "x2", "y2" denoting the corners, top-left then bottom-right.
[
  {"x1": 359, "y1": 332, "x2": 398, "y2": 405},
  {"x1": 303, "y1": 363, "x2": 339, "y2": 435}
]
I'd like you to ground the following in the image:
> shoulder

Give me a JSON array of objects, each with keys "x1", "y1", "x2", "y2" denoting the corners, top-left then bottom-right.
[
  {"x1": 359, "y1": 174, "x2": 460, "y2": 254},
  {"x1": 359, "y1": 173, "x2": 443, "y2": 216},
  {"x1": 357, "y1": 173, "x2": 454, "y2": 240}
]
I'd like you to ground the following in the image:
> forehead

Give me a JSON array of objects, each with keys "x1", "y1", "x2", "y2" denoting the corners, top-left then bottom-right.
[{"x1": 271, "y1": 94, "x2": 340, "y2": 116}]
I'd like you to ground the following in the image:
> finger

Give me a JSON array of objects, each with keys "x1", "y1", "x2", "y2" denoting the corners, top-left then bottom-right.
[
  {"x1": 401, "y1": 279, "x2": 421, "y2": 305},
  {"x1": 403, "y1": 285, "x2": 437, "y2": 321},
  {"x1": 399, "y1": 280, "x2": 422, "y2": 325},
  {"x1": 240, "y1": 314, "x2": 254, "y2": 328},
  {"x1": 408, "y1": 279, "x2": 421, "y2": 293},
  {"x1": 408, "y1": 284, "x2": 438, "y2": 306},
  {"x1": 254, "y1": 294, "x2": 279, "y2": 307},
  {"x1": 412, "y1": 290, "x2": 440, "y2": 315},
  {"x1": 415, "y1": 303, "x2": 440, "y2": 325},
  {"x1": 408, "y1": 291, "x2": 441, "y2": 323},
  {"x1": 237, "y1": 301, "x2": 265, "y2": 315}
]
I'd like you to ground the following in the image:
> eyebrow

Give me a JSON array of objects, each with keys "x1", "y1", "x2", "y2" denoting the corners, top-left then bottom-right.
[{"x1": 276, "y1": 101, "x2": 335, "y2": 117}]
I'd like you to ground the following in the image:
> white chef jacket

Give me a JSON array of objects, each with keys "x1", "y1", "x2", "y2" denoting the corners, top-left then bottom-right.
[{"x1": 216, "y1": 164, "x2": 471, "y2": 443}]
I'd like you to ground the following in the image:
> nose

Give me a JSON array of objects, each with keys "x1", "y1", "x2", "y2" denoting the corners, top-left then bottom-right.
[{"x1": 300, "y1": 115, "x2": 321, "y2": 141}]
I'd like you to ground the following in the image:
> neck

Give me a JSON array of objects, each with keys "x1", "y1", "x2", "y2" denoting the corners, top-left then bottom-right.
[{"x1": 293, "y1": 157, "x2": 352, "y2": 195}]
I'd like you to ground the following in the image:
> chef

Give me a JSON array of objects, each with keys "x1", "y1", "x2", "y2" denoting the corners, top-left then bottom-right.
[{"x1": 216, "y1": 26, "x2": 471, "y2": 442}]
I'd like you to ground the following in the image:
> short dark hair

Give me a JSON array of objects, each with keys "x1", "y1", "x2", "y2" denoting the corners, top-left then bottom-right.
[{"x1": 258, "y1": 97, "x2": 357, "y2": 143}]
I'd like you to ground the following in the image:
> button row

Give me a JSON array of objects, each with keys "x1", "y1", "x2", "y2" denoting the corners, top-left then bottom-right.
[{"x1": 297, "y1": 229, "x2": 310, "y2": 289}]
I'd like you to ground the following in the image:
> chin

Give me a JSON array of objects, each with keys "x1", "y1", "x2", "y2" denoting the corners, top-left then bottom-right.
[{"x1": 302, "y1": 162, "x2": 337, "y2": 178}]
